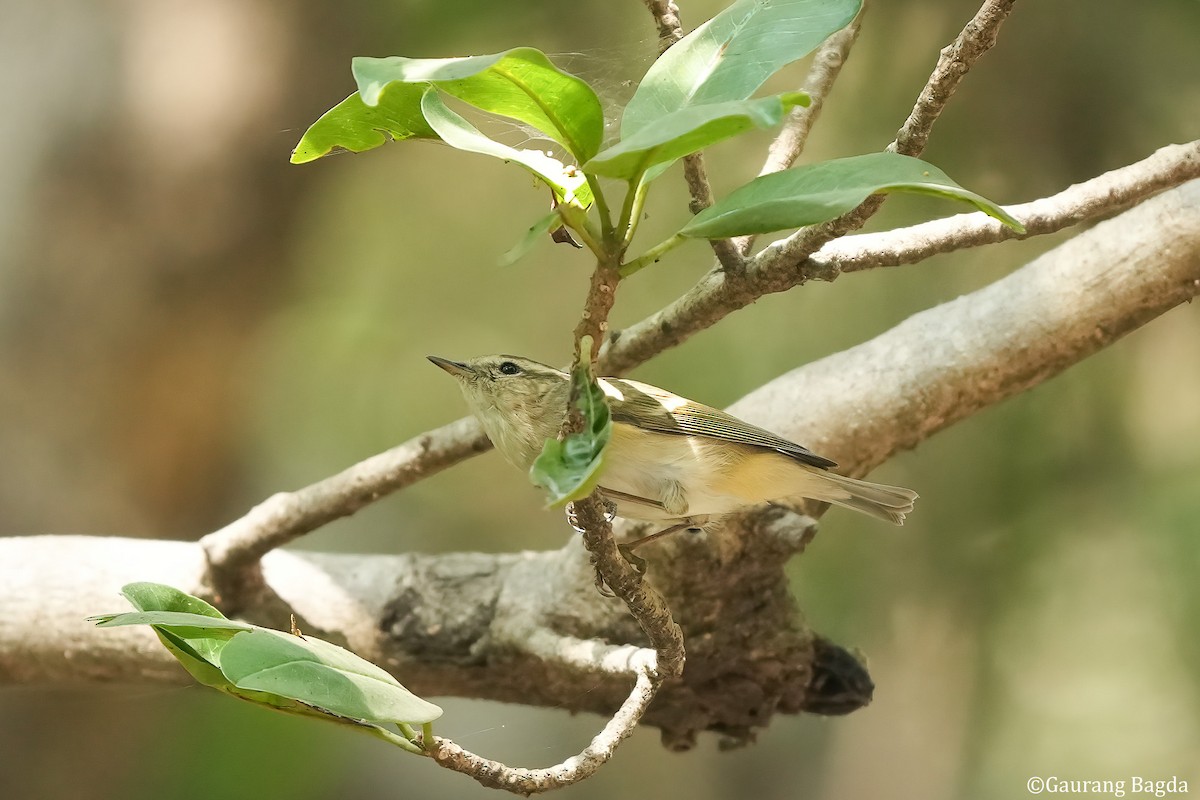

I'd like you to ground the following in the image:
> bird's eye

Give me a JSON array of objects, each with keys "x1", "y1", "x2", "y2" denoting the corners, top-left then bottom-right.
[{"x1": 498, "y1": 361, "x2": 522, "y2": 375}]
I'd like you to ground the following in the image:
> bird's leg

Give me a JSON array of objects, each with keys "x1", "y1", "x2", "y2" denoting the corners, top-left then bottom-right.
[
  {"x1": 621, "y1": 522, "x2": 696, "y2": 553},
  {"x1": 617, "y1": 521, "x2": 704, "y2": 574}
]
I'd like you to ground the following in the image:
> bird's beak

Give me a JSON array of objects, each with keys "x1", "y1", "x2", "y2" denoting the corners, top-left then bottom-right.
[{"x1": 427, "y1": 355, "x2": 473, "y2": 378}]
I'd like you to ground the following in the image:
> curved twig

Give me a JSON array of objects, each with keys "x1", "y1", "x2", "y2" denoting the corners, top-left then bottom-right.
[{"x1": 426, "y1": 667, "x2": 657, "y2": 794}]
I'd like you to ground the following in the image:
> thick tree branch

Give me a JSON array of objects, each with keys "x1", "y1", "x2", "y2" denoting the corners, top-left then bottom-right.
[
  {"x1": 5, "y1": 181, "x2": 1197, "y2": 747},
  {"x1": 733, "y1": 179, "x2": 1200, "y2": 476}
]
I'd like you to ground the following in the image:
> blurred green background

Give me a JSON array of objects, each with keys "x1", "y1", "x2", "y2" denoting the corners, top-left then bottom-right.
[{"x1": 1, "y1": 0, "x2": 1198, "y2": 797}]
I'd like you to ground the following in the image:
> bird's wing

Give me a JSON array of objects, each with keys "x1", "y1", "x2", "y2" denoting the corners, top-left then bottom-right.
[{"x1": 602, "y1": 377, "x2": 838, "y2": 469}]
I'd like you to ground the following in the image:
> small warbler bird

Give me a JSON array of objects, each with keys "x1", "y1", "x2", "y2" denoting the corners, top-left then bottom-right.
[{"x1": 429, "y1": 354, "x2": 917, "y2": 537}]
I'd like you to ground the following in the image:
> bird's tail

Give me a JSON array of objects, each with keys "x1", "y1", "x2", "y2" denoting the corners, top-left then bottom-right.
[{"x1": 811, "y1": 471, "x2": 918, "y2": 525}]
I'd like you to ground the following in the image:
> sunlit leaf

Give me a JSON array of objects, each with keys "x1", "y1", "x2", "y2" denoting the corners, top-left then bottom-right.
[
  {"x1": 623, "y1": 0, "x2": 860, "y2": 135},
  {"x1": 585, "y1": 92, "x2": 808, "y2": 181},
  {"x1": 119, "y1": 582, "x2": 227, "y2": 619},
  {"x1": 355, "y1": 48, "x2": 604, "y2": 162},
  {"x1": 291, "y1": 85, "x2": 436, "y2": 164},
  {"x1": 680, "y1": 152, "x2": 1025, "y2": 238},
  {"x1": 419, "y1": 90, "x2": 591, "y2": 206}
]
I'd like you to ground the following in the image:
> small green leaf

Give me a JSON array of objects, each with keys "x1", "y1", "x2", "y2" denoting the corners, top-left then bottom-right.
[
  {"x1": 623, "y1": 0, "x2": 860, "y2": 136},
  {"x1": 354, "y1": 48, "x2": 604, "y2": 163},
  {"x1": 529, "y1": 358, "x2": 612, "y2": 508},
  {"x1": 220, "y1": 629, "x2": 443, "y2": 725},
  {"x1": 499, "y1": 211, "x2": 562, "y2": 267},
  {"x1": 291, "y1": 84, "x2": 436, "y2": 164},
  {"x1": 680, "y1": 152, "x2": 1025, "y2": 238},
  {"x1": 585, "y1": 93, "x2": 808, "y2": 181},
  {"x1": 419, "y1": 89, "x2": 592, "y2": 207}
]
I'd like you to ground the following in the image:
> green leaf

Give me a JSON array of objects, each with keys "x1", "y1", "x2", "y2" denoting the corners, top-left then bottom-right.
[
  {"x1": 119, "y1": 581, "x2": 227, "y2": 618},
  {"x1": 419, "y1": 89, "x2": 592, "y2": 207},
  {"x1": 220, "y1": 629, "x2": 443, "y2": 725},
  {"x1": 529, "y1": 358, "x2": 612, "y2": 508},
  {"x1": 92, "y1": 584, "x2": 439, "y2": 731},
  {"x1": 151, "y1": 627, "x2": 240, "y2": 689},
  {"x1": 623, "y1": 0, "x2": 861, "y2": 136},
  {"x1": 91, "y1": 611, "x2": 252, "y2": 631},
  {"x1": 498, "y1": 211, "x2": 562, "y2": 267},
  {"x1": 585, "y1": 92, "x2": 808, "y2": 181},
  {"x1": 291, "y1": 85, "x2": 436, "y2": 164},
  {"x1": 680, "y1": 152, "x2": 1025, "y2": 238},
  {"x1": 354, "y1": 47, "x2": 604, "y2": 163}
]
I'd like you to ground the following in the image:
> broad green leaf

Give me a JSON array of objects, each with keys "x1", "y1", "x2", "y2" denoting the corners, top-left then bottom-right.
[
  {"x1": 420, "y1": 89, "x2": 592, "y2": 207},
  {"x1": 120, "y1": 582, "x2": 227, "y2": 618},
  {"x1": 585, "y1": 92, "x2": 809, "y2": 181},
  {"x1": 623, "y1": 0, "x2": 860, "y2": 135},
  {"x1": 499, "y1": 211, "x2": 562, "y2": 267},
  {"x1": 529, "y1": 358, "x2": 612, "y2": 508},
  {"x1": 680, "y1": 152, "x2": 1025, "y2": 238},
  {"x1": 220, "y1": 629, "x2": 443, "y2": 725},
  {"x1": 355, "y1": 48, "x2": 604, "y2": 163},
  {"x1": 291, "y1": 84, "x2": 436, "y2": 164}
]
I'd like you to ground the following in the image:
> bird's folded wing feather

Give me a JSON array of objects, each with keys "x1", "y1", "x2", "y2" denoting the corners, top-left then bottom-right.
[{"x1": 602, "y1": 377, "x2": 838, "y2": 469}]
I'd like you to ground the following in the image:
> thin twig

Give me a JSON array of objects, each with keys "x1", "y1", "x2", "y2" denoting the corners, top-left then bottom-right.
[
  {"x1": 199, "y1": 417, "x2": 490, "y2": 603},
  {"x1": 641, "y1": 0, "x2": 684, "y2": 51},
  {"x1": 642, "y1": 0, "x2": 746, "y2": 273},
  {"x1": 891, "y1": 0, "x2": 1019, "y2": 157},
  {"x1": 757, "y1": 15, "x2": 865, "y2": 176},
  {"x1": 519, "y1": 629, "x2": 659, "y2": 675},
  {"x1": 760, "y1": 0, "x2": 1019, "y2": 276},
  {"x1": 682, "y1": 153, "x2": 746, "y2": 271},
  {"x1": 426, "y1": 667, "x2": 658, "y2": 794},
  {"x1": 734, "y1": 12, "x2": 865, "y2": 256},
  {"x1": 601, "y1": 140, "x2": 1200, "y2": 374}
]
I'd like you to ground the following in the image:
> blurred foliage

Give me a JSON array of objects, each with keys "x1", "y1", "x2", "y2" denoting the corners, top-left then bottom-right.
[{"x1": 0, "y1": 0, "x2": 1197, "y2": 798}]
